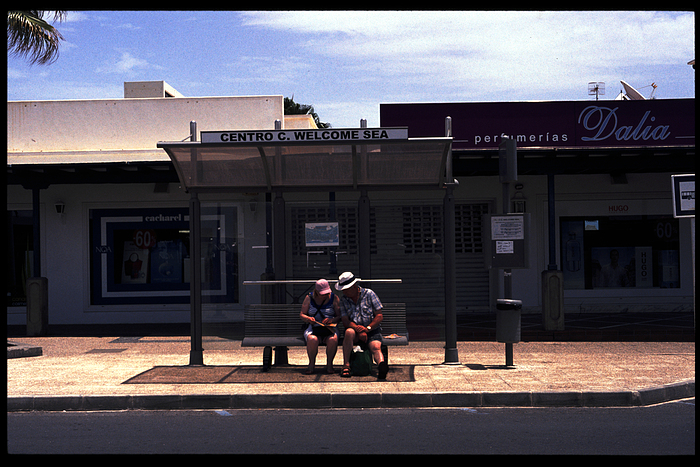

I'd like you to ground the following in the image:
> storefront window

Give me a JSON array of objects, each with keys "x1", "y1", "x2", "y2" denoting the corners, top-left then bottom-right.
[
  {"x1": 89, "y1": 205, "x2": 238, "y2": 305},
  {"x1": 6, "y1": 210, "x2": 34, "y2": 306},
  {"x1": 560, "y1": 215, "x2": 680, "y2": 289}
]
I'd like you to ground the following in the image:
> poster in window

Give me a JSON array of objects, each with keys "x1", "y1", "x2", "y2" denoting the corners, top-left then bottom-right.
[
  {"x1": 591, "y1": 247, "x2": 634, "y2": 288},
  {"x1": 660, "y1": 250, "x2": 680, "y2": 288},
  {"x1": 151, "y1": 240, "x2": 184, "y2": 284},
  {"x1": 121, "y1": 241, "x2": 149, "y2": 284},
  {"x1": 561, "y1": 220, "x2": 585, "y2": 289}
]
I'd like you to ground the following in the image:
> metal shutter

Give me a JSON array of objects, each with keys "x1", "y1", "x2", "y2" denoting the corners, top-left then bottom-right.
[{"x1": 289, "y1": 201, "x2": 490, "y2": 317}]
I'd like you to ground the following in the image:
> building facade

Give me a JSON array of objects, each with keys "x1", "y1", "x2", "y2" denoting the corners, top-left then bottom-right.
[{"x1": 7, "y1": 82, "x2": 695, "y2": 335}]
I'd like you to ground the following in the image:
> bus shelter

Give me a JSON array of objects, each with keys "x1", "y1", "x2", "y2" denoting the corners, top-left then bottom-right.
[{"x1": 158, "y1": 120, "x2": 457, "y2": 365}]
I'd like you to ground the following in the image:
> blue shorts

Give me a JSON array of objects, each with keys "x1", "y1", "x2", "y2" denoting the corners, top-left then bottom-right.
[
  {"x1": 349, "y1": 327, "x2": 383, "y2": 344},
  {"x1": 367, "y1": 329, "x2": 383, "y2": 344}
]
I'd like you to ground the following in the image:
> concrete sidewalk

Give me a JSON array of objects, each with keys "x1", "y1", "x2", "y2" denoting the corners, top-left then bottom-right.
[{"x1": 7, "y1": 337, "x2": 695, "y2": 411}]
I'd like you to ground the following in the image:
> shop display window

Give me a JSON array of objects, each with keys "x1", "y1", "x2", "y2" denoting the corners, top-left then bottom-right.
[
  {"x1": 560, "y1": 215, "x2": 680, "y2": 289},
  {"x1": 6, "y1": 210, "x2": 34, "y2": 307},
  {"x1": 89, "y1": 206, "x2": 238, "y2": 305}
]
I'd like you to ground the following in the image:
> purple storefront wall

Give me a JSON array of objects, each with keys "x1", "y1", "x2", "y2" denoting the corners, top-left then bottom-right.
[{"x1": 380, "y1": 99, "x2": 695, "y2": 151}]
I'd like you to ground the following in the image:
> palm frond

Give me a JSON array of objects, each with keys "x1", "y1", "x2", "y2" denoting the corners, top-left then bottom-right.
[{"x1": 7, "y1": 10, "x2": 66, "y2": 65}]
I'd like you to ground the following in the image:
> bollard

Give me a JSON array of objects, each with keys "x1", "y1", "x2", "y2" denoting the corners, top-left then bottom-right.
[
  {"x1": 542, "y1": 270, "x2": 565, "y2": 330},
  {"x1": 26, "y1": 277, "x2": 48, "y2": 336}
]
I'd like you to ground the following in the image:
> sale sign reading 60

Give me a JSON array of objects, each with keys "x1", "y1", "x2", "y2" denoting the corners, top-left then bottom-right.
[{"x1": 133, "y1": 229, "x2": 157, "y2": 249}]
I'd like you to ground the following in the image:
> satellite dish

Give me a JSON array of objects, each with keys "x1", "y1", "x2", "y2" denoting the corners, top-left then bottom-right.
[
  {"x1": 620, "y1": 80, "x2": 645, "y2": 100},
  {"x1": 588, "y1": 82, "x2": 605, "y2": 100}
]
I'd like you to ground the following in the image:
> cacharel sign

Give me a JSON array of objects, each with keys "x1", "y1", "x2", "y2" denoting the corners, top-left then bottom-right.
[
  {"x1": 201, "y1": 127, "x2": 408, "y2": 144},
  {"x1": 379, "y1": 99, "x2": 694, "y2": 150}
]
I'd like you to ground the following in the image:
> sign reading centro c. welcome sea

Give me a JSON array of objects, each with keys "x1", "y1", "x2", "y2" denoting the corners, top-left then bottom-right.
[
  {"x1": 379, "y1": 99, "x2": 695, "y2": 150},
  {"x1": 201, "y1": 127, "x2": 408, "y2": 144}
]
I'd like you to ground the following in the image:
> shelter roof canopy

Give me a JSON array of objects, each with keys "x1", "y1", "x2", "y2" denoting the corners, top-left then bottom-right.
[{"x1": 158, "y1": 137, "x2": 452, "y2": 193}]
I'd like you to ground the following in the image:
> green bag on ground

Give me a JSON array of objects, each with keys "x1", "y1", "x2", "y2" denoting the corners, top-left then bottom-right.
[{"x1": 350, "y1": 345, "x2": 373, "y2": 376}]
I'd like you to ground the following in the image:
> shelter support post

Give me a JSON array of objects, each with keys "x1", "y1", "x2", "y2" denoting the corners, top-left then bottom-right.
[
  {"x1": 273, "y1": 191, "x2": 286, "y2": 303},
  {"x1": 502, "y1": 177, "x2": 514, "y2": 366},
  {"x1": 260, "y1": 192, "x2": 276, "y2": 303},
  {"x1": 329, "y1": 192, "x2": 337, "y2": 275},
  {"x1": 189, "y1": 191, "x2": 204, "y2": 365},
  {"x1": 358, "y1": 120, "x2": 371, "y2": 281},
  {"x1": 188, "y1": 121, "x2": 204, "y2": 365},
  {"x1": 443, "y1": 182, "x2": 459, "y2": 363},
  {"x1": 443, "y1": 117, "x2": 459, "y2": 364},
  {"x1": 359, "y1": 189, "x2": 371, "y2": 280}
]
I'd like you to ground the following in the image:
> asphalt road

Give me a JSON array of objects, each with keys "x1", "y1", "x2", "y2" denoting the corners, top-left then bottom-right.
[{"x1": 7, "y1": 399, "x2": 695, "y2": 455}]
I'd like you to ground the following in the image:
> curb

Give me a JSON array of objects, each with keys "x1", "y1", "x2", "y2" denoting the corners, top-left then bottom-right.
[
  {"x1": 7, "y1": 342, "x2": 43, "y2": 359},
  {"x1": 7, "y1": 380, "x2": 694, "y2": 412}
]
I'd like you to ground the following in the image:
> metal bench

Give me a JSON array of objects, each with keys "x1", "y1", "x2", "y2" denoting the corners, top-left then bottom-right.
[{"x1": 242, "y1": 302, "x2": 408, "y2": 371}]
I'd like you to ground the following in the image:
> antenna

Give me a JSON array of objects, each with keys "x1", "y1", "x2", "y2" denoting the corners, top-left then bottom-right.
[
  {"x1": 588, "y1": 82, "x2": 605, "y2": 101},
  {"x1": 640, "y1": 82, "x2": 657, "y2": 99}
]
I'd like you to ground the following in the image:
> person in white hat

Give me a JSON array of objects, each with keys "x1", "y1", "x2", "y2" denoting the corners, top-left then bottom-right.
[
  {"x1": 300, "y1": 279, "x2": 341, "y2": 374},
  {"x1": 335, "y1": 271, "x2": 389, "y2": 379}
]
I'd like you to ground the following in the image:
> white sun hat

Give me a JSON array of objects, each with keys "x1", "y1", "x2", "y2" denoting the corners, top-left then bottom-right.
[{"x1": 335, "y1": 271, "x2": 360, "y2": 291}]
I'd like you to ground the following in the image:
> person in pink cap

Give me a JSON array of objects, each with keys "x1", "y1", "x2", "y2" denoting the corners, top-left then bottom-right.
[{"x1": 299, "y1": 279, "x2": 341, "y2": 374}]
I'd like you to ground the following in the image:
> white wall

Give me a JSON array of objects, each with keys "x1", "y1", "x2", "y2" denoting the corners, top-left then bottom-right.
[{"x1": 7, "y1": 95, "x2": 285, "y2": 161}]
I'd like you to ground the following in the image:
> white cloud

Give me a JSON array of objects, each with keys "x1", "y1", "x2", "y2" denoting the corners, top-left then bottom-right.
[
  {"x1": 64, "y1": 11, "x2": 91, "y2": 23},
  {"x1": 240, "y1": 10, "x2": 694, "y2": 97},
  {"x1": 113, "y1": 23, "x2": 142, "y2": 31},
  {"x1": 237, "y1": 10, "x2": 693, "y2": 126},
  {"x1": 95, "y1": 51, "x2": 164, "y2": 75}
]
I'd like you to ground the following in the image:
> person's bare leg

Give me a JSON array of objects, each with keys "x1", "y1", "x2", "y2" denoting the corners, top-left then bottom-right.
[
  {"x1": 325, "y1": 334, "x2": 338, "y2": 373},
  {"x1": 369, "y1": 339, "x2": 388, "y2": 379},
  {"x1": 341, "y1": 328, "x2": 356, "y2": 376},
  {"x1": 342, "y1": 328, "x2": 356, "y2": 366},
  {"x1": 369, "y1": 340, "x2": 384, "y2": 365},
  {"x1": 306, "y1": 335, "x2": 319, "y2": 374}
]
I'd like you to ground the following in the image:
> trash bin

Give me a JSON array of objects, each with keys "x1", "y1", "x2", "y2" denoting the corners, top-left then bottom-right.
[{"x1": 496, "y1": 299, "x2": 521, "y2": 343}]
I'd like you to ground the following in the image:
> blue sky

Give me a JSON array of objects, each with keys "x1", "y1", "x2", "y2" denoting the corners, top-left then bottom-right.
[{"x1": 7, "y1": 10, "x2": 695, "y2": 128}]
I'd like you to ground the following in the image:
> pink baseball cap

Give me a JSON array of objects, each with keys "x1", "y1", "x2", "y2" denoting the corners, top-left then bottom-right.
[{"x1": 315, "y1": 279, "x2": 332, "y2": 295}]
